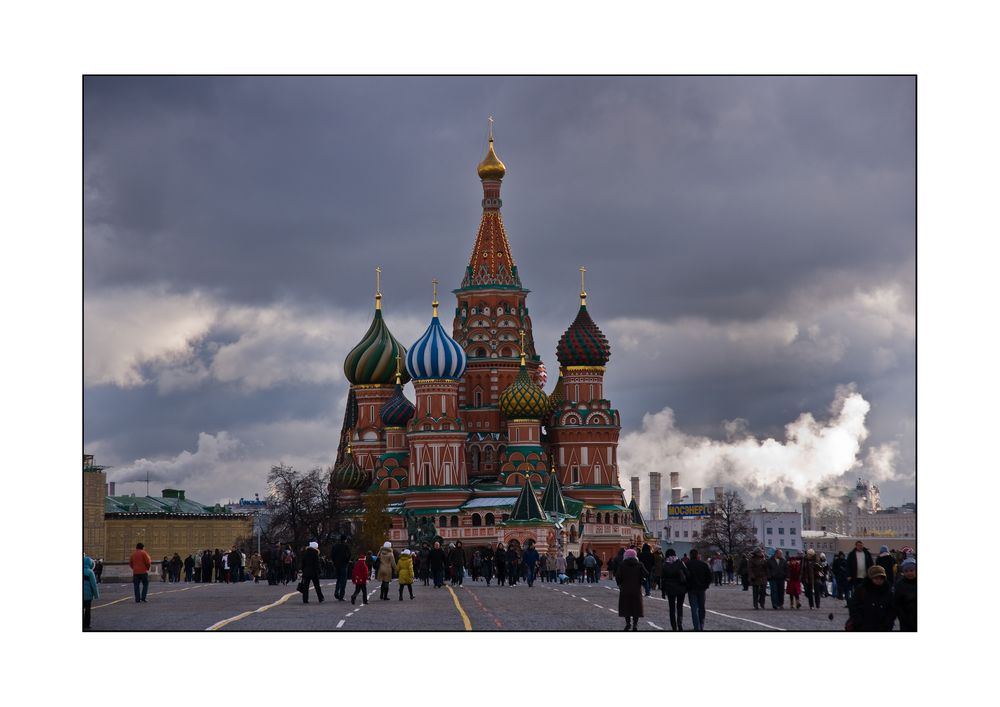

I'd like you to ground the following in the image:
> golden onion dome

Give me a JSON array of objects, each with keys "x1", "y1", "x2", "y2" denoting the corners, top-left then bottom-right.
[{"x1": 477, "y1": 135, "x2": 506, "y2": 181}]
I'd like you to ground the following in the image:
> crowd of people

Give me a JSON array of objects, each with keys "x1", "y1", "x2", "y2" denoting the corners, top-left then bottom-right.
[{"x1": 85, "y1": 537, "x2": 916, "y2": 632}]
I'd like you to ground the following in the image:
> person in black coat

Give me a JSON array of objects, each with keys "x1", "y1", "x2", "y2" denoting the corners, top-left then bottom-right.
[
  {"x1": 183, "y1": 554, "x2": 195, "y2": 582},
  {"x1": 847, "y1": 541, "x2": 874, "y2": 592},
  {"x1": 766, "y1": 549, "x2": 789, "y2": 609},
  {"x1": 429, "y1": 541, "x2": 447, "y2": 588},
  {"x1": 615, "y1": 548, "x2": 647, "y2": 631},
  {"x1": 847, "y1": 565, "x2": 895, "y2": 631},
  {"x1": 638, "y1": 544, "x2": 655, "y2": 596},
  {"x1": 686, "y1": 549, "x2": 713, "y2": 631},
  {"x1": 299, "y1": 541, "x2": 324, "y2": 603},
  {"x1": 894, "y1": 558, "x2": 917, "y2": 631},
  {"x1": 660, "y1": 549, "x2": 688, "y2": 631},
  {"x1": 330, "y1": 535, "x2": 351, "y2": 600}
]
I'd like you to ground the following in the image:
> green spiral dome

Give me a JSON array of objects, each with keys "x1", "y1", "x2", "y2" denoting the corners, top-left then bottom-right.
[{"x1": 343, "y1": 309, "x2": 411, "y2": 386}]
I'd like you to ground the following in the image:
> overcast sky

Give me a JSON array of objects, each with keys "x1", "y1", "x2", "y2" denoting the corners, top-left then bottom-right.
[{"x1": 83, "y1": 76, "x2": 915, "y2": 510}]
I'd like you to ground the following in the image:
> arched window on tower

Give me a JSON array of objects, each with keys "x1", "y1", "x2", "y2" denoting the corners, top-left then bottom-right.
[
  {"x1": 476, "y1": 348, "x2": 486, "y2": 359},
  {"x1": 613, "y1": 513, "x2": 619, "y2": 525},
  {"x1": 450, "y1": 515, "x2": 459, "y2": 528},
  {"x1": 474, "y1": 388, "x2": 483, "y2": 407},
  {"x1": 471, "y1": 447, "x2": 480, "y2": 472},
  {"x1": 484, "y1": 447, "x2": 494, "y2": 464},
  {"x1": 485, "y1": 513, "x2": 495, "y2": 526},
  {"x1": 439, "y1": 515, "x2": 448, "y2": 528},
  {"x1": 472, "y1": 513, "x2": 482, "y2": 527}
]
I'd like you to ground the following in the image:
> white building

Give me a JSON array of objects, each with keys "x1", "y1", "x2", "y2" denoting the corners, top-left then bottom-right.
[{"x1": 748, "y1": 509, "x2": 803, "y2": 556}]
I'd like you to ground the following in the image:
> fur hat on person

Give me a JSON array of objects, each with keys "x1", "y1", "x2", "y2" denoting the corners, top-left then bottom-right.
[
  {"x1": 868, "y1": 565, "x2": 887, "y2": 579},
  {"x1": 308, "y1": 541, "x2": 319, "y2": 549},
  {"x1": 901, "y1": 558, "x2": 916, "y2": 570},
  {"x1": 806, "y1": 548, "x2": 816, "y2": 557},
  {"x1": 401, "y1": 549, "x2": 411, "y2": 556},
  {"x1": 819, "y1": 553, "x2": 827, "y2": 561},
  {"x1": 624, "y1": 548, "x2": 637, "y2": 560},
  {"x1": 383, "y1": 541, "x2": 392, "y2": 549}
]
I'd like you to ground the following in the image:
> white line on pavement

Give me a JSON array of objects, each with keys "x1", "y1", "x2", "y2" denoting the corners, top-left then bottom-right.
[
  {"x1": 647, "y1": 621, "x2": 664, "y2": 630},
  {"x1": 581, "y1": 597, "x2": 589, "y2": 602},
  {"x1": 705, "y1": 608, "x2": 786, "y2": 631},
  {"x1": 206, "y1": 591, "x2": 299, "y2": 631},
  {"x1": 593, "y1": 604, "x2": 603, "y2": 609},
  {"x1": 336, "y1": 620, "x2": 345, "y2": 628}
]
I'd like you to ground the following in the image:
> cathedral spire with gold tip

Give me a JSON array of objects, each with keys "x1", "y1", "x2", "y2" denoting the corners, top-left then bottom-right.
[{"x1": 462, "y1": 118, "x2": 520, "y2": 288}]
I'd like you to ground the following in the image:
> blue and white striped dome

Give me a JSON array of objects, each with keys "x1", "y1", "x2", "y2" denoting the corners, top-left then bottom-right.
[{"x1": 406, "y1": 314, "x2": 467, "y2": 381}]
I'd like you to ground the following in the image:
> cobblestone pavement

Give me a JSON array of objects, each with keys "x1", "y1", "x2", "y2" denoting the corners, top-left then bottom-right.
[{"x1": 88, "y1": 577, "x2": 851, "y2": 632}]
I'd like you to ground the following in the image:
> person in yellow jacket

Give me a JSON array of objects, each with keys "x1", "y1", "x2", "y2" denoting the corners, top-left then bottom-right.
[{"x1": 397, "y1": 548, "x2": 415, "y2": 600}]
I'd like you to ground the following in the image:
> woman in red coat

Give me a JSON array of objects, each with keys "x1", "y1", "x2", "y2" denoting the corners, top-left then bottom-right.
[
  {"x1": 350, "y1": 554, "x2": 369, "y2": 605},
  {"x1": 786, "y1": 555, "x2": 803, "y2": 609}
]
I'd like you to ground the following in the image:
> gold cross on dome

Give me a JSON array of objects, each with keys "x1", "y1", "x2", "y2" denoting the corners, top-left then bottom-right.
[
  {"x1": 375, "y1": 266, "x2": 382, "y2": 309},
  {"x1": 579, "y1": 266, "x2": 587, "y2": 306},
  {"x1": 432, "y1": 278, "x2": 439, "y2": 317},
  {"x1": 488, "y1": 115, "x2": 494, "y2": 140},
  {"x1": 395, "y1": 353, "x2": 401, "y2": 385}
]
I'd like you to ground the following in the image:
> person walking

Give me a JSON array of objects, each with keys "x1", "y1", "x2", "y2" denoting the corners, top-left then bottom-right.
[
  {"x1": 183, "y1": 554, "x2": 195, "y2": 582},
  {"x1": 130, "y1": 542, "x2": 151, "y2": 603},
  {"x1": 615, "y1": 548, "x2": 646, "y2": 631},
  {"x1": 397, "y1": 549, "x2": 415, "y2": 600},
  {"x1": 574, "y1": 551, "x2": 585, "y2": 584},
  {"x1": 170, "y1": 553, "x2": 182, "y2": 583},
  {"x1": 725, "y1": 555, "x2": 735, "y2": 584},
  {"x1": 817, "y1": 553, "x2": 830, "y2": 597},
  {"x1": 471, "y1": 549, "x2": 482, "y2": 582},
  {"x1": 894, "y1": 558, "x2": 917, "y2": 631},
  {"x1": 767, "y1": 549, "x2": 788, "y2": 609},
  {"x1": 523, "y1": 540, "x2": 540, "y2": 587},
  {"x1": 227, "y1": 547, "x2": 241, "y2": 584},
  {"x1": 201, "y1": 550, "x2": 212, "y2": 583},
  {"x1": 710, "y1": 554, "x2": 724, "y2": 586},
  {"x1": 213, "y1": 549, "x2": 224, "y2": 583},
  {"x1": 876, "y1": 545, "x2": 897, "y2": 587},
  {"x1": 638, "y1": 544, "x2": 655, "y2": 596},
  {"x1": 494, "y1": 543, "x2": 507, "y2": 587},
  {"x1": 160, "y1": 556, "x2": 169, "y2": 583},
  {"x1": 450, "y1": 541, "x2": 467, "y2": 586},
  {"x1": 801, "y1": 549, "x2": 825, "y2": 609},
  {"x1": 507, "y1": 544, "x2": 521, "y2": 586},
  {"x1": 377, "y1": 541, "x2": 397, "y2": 600},
  {"x1": 564, "y1": 551, "x2": 575, "y2": 584},
  {"x1": 651, "y1": 548, "x2": 663, "y2": 591},
  {"x1": 583, "y1": 551, "x2": 597, "y2": 584},
  {"x1": 330, "y1": 534, "x2": 351, "y2": 600},
  {"x1": 300, "y1": 541, "x2": 324, "y2": 603},
  {"x1": 249, "y1": 551, "x2": 262, "y2": 584},
  {"x1": 686, "y1": 549, "x2": 712, "y2": 631},
  {"x1": 738, "y1": 553, "x2": 750, "y2": 591},
  {"x1": 429, "y1": 541, "x2": 447, "y2": 589},
  {"x1": 418, "y1": 543, "x2": 431, "y2": 586},
  {"x1": 94, "y1": 558, "x2": 104, "y2": 584},
  {"x1": 481, "y1": 546, "x2": 494, "y2": 586},
  {"x1": 555, "y1": 551, "x2": 567, "y2": 584},
  {"x1": 660, "y1": 548, "x2": 688, "y2": 631},
  {"x1": 84, "y1": 555, "x2": 100, "y2": 630},
  {"x1": 786, "y1": 554, "x2": 803, "y2": 609},
  {"x1": 537, "y1": 552, "x2": 548, "y2": 583},
  {"x1": 749, "y1": 548, "x2": 768, "y2": 609},
  {"x1": 846, "y1": 565, "x2": 895, "y2": 631},
  {"x1": 832, "y1": 551, "x2": 849, "y2": 601},
  {"x1": 847, "y1": 541, "x2": 874, "y2": 595},
  {"x1": 350, "y1": 553, "x2": 369, "y2": 605}
]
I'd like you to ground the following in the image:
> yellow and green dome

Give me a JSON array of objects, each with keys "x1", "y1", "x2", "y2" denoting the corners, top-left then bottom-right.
[{"x1": 500, "y1": 364, "x2": 549, "y2": 420}]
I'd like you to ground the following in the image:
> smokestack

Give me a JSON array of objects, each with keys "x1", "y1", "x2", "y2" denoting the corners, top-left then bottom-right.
[
  {"x1": 670, "y1": 471, "x2": 679, "y2": 488},
  {"x1": 802, "y1": 500, "x2": 813, "y2": 531},
  {"x1": 649, "y1": 472, "x2": 662, "y2": 520},
  {"x1": 107, "y1": 482, "x2": 116, "y2": 496},
  {"x1": 630, "y1": 476, "x2": 640, "y2": 507},
  {"x1": 671, "y1": 487, "x2": 682, "y2": 504},
  {"x1": 692, "y1": 487, "x2": 702, "y2": 504},
  {"x1": 714, "y1": 486, "x2": 723, "y2": 504}
]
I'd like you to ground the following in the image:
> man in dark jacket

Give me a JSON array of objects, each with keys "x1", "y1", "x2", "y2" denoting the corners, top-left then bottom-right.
[
  {"x1": 749, "y1": 549, "x2": 768, "y2": 609},
  {"x1": 227, "y1": 547, "x2": 241, "y2": 583},
  {"x1": 638, "y1": 544, "x2": 655, "y2": 596},
  {"x1": 893, "y1": 558, "x2": 917, "y2": 631},
  {"x1": 183, "y1": 554, "x2": 195, "y2": 582},
  {"x1": 429, "y1": 541, "x2": 447, "y2": 588},
  {"x1": 737, "y1": 553, "x2": 749, "y2": 590},
  {"x1": 522, "y1": 540, "x2": 540, "y2": 587},
  {"x1": 767, "y1": 549, "x2": 788, "y2": 609},
  {"x1": 686, "y1": 549, "x2": 713, "y2": 631},
  {"x1": 660, "y1": 549, "x2": 688, "y2": 631},
  {"x1": 330, "y1": 535, "x2": 351, "y2": 600},
  {"x1": 299, "y1": 541, "x2": 324, "y2": 603},
  {"x1": 449, "y1": 541, "x2": 467, "y2": 586},
  {"x1": 847, "y1": 565, "x2": 895, "y2": 631},
  {"x1": 832, "y1": 551, "x2": 849, "y2": 600}
]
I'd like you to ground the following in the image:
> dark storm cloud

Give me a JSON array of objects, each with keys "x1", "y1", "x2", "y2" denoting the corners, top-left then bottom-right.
[{"x1": 84, "y1": 76, "x2": 915, "y2": 505}]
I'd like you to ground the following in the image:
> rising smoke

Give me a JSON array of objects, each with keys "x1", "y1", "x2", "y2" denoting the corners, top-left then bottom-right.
[{"x1": 617, "y1": 384, "x2": 902, "y2": 511}]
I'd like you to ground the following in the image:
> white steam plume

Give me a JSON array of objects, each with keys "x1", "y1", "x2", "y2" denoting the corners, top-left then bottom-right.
[{"x1": 618, "y1": 385, "x2": 902, "y2": 512}]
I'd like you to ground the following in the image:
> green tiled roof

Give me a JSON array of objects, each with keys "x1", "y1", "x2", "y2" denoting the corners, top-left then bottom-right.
[
  {"x1": 509, "y1": 479, "x2": 545, "y2": 521},
  {"x1": 105, "y1": 495, "x2": 239, "y2": 516},
  {"x1": 540, "y1": 472, "x2": 567, "y2": 515}
]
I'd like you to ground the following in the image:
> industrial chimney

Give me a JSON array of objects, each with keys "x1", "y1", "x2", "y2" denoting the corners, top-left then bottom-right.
[
  {"x1": 692, "y1": 487, "x2": 702, "y2": 504},
  {"x1": 802, "y1": 500, "x2": 813, "y2": 531},
  {"x1": 630, "y1": 476, "x2": 640, "y2": 508},
  {"x1": 714, "y1": 486, "x2": 724, "y2": 504},
  {"x1": 107, "y1": 481, "x2": 116, "y2": 496},
  {"x1": 649, "y1": 472, "x2": 662, "y2": 520}
]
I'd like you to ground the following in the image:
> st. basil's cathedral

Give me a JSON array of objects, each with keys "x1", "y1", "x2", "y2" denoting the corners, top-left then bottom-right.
[{"x1": 332, "y1": 126, "x2": 651, "y2": 561}]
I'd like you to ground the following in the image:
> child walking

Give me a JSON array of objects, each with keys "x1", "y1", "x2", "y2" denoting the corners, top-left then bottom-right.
[{"x1": 351, "y1": 554, "x2": 369, "y2": 605}]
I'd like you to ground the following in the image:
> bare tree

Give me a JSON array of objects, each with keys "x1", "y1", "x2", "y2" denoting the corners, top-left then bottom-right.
[
  {"x1": 265, "y1": 464, "x2": 344, "y2": 551},
  {"x1": 697, "y1": 490, "x2": 758, "y2": 558}
]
